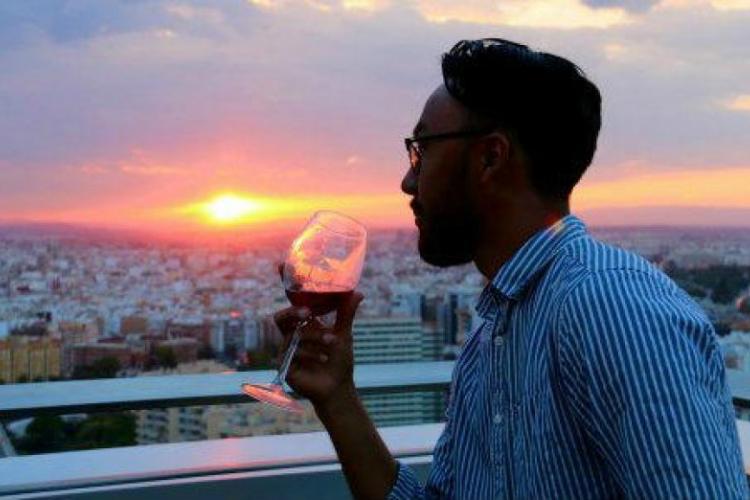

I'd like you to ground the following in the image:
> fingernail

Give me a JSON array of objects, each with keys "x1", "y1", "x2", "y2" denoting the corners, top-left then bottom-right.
[
  {"x1": 319, "y1": 353, "x2": 328, "y2": 363},
  {"x1": 322, "y1": 333, "x2": 336, "y2": 345}
]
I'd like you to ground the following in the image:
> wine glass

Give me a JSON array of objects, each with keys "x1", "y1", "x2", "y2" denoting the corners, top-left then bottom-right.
[{"x1": 241, "y1": 211, "x2": 367, "y2": 412}]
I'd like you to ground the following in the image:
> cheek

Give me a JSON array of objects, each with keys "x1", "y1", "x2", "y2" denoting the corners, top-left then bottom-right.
[{"x1": 420, "y1": 161, "x2": 468, "y2": 213}]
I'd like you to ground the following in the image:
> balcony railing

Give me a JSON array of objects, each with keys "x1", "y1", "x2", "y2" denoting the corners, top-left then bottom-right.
[{"x1": 0, "y1": 363, "x2": 748, "y2": 499}]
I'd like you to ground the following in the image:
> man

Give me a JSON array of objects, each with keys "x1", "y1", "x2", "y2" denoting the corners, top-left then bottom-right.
[{"x1": 274, "y1": 39, "x2": 747, "y2": 498}]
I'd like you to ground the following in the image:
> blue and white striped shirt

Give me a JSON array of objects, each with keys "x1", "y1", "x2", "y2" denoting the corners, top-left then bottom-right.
[{"x1": 389, "y1": 214, "x2": 747, "y2": 499}]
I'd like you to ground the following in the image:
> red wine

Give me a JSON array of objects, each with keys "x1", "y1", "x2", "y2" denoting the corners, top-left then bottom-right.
[{"x1": 285, "y1": 289, "x2": 353, "y2": 316}]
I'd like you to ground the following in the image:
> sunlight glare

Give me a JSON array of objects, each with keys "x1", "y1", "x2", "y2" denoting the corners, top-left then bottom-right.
[{"x1": 202, "y1": 194, "x2": 266, "y2": 224}]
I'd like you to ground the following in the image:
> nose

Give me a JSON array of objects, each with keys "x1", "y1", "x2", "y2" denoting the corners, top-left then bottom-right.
[{"x1": 401, "y1": 166, "x2": 417, "y2": 196}]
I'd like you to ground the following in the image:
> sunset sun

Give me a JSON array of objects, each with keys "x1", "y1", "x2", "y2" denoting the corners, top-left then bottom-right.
[{"x1": 201, "y1": 194, "x2": 266, "y2": 224}]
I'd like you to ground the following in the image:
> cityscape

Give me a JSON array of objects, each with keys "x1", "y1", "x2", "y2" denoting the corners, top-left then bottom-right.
[{"x1": 2, "y1": 223, "x2": 750, "y2": 455}]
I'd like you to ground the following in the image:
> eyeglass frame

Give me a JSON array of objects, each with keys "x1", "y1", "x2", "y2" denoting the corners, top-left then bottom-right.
[{"x1": 403, "y1": 128, "x2": 496, "y2": 173}]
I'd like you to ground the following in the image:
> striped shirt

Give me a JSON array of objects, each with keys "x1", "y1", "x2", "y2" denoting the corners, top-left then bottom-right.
[{"x1": 389, "y1": 214, "x2": 747, "y2": 499}]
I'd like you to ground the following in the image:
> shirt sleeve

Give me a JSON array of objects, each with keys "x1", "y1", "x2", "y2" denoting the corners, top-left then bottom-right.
[
  {"x1": 557, "y1": 268, "x2": 747, "y2": 498},
  {"x1": 388, "y1": 364, "x2": 459, "y2": 499}
]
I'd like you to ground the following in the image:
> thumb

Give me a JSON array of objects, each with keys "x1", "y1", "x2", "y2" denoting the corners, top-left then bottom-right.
[{"x1": 334, "y1": 291, "x2": 364, "y2": 337}]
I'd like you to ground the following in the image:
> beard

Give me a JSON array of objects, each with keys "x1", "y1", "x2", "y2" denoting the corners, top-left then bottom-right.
[{"x1": 417, "y1": 205, "x2": 480, "y2": 268}]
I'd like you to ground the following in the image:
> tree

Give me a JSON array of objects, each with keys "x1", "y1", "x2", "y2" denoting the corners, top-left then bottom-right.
[
  {"x1": 70, "y1": 413, "x2": 136, "y2": 451},
  {"x1": 224, "y1": 344, "x2": 238, "y2": 361},
  {"x1": 10, "y1": 322, "x2": 48, "y2": 337},
  {"x1": 154, "y1": 346, "x2": 177, "y2": 369},
  {"x1": 240, "y1": 350, "x2": 275, "y2": 370},
  {"x1": 13, "y1": 415, "x2": 67, "y2": 454},
  {"x1": 713, "y1": 322, "x2": 732, "y2": 337},
  {"x1": 72, "y1": 356, "x2": 121, "y2": 380},
  {"x1": 13, "y1": 413, "x2": 136, "y2": 455},
  {"x1": 197, "y1": 344, "x2": 215, "y2": 360},
  {"x1": 712, "y1": 278, "x2": 736, "y2": 304}
]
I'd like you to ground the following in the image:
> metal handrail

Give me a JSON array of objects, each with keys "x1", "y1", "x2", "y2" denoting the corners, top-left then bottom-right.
[
  {"x1": 0, "y1": 361, "x2": 455, "y2": 420},
  {"x1": 2, "y1": 364, "x2": 749, "y2": 421}
]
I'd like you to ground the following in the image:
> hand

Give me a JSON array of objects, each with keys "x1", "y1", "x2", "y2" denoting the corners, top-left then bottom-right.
[{"x1": 274, "y1": 267, "x2": 364, "y2": 408}]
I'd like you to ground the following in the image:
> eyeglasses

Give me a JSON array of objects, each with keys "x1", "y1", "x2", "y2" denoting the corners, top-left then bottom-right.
[{"x1": 404, "y1": 129, "x2": 493, "y2": 173}]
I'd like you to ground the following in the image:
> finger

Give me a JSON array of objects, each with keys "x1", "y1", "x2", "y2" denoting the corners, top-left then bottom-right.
[
  {"x1": 295, "y1": 345, "x2": 330, "y2": 364},
  {"x1": 273, "y1": 306, "x2": 310, "y2": 335},
  {"x1": 295, "y1": 328, "x2": 339, "y2": 349},
  {"x1": 334, "y1": 291, "x2": 364, "y2": 339},
  {"x1": 298, "y1": 320, "x2": 333, "y2": 342}
]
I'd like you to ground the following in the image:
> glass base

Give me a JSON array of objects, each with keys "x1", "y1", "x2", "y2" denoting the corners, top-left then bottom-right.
[{"x1": 241, "y1": 383, "x2": 305, "y2": 413}]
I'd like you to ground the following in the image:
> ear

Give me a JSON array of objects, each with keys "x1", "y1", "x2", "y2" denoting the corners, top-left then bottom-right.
[{"x1": 478, "y1": 132, "x2": 511, "y2": 186}]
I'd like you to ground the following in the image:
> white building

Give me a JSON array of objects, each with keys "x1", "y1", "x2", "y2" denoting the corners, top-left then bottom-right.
[
  {"x1": 353, "y1": 317, "x2": 444, "y2": 427},
  {"x1": 439, "y1": 286, "x2": 482, "y2": 346},
  {"x1": 390, "y1": 285, "x2": 423, "y2": 318}
]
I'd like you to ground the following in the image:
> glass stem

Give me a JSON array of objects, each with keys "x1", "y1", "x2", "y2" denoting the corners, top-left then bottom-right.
[{"x1": 274, "y1": 318, "x2": 310, "y2": 386}]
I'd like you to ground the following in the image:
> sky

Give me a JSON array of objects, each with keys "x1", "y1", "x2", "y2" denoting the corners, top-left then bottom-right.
[{"x1": 0, "y1": 0, "x2": 749, "y2": 234}]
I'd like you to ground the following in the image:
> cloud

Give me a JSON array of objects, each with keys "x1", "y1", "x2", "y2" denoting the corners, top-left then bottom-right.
[
  {"x1": 0, "y1": 0, "x2": 164, "y2": 46},
  {"x1": 711, "y1": 0, "x2": 750, "y2": 10},
  {"x1": 341, "y1": 0, "x2": 390, "y2": 12},
  {"x1": 247, "y1": 0, "x2": 389, "y2": 12},
  {"x1": 575, "y1": 166, "x2": 750, "y2": 210},
  {"x1": 120, "y1": 165, "x2": 184, "y2": 176},
  {"x1": 722, "y1": 94, "x2": 750, "y2": 112},
  {"x1": 164, "y1": 4, "x2": 225, "y2": 23},
  {"x1": 581, "y1": 0, "x2": 658, "y2": 12},
  {"x1": 414, "y1": 0, "x2": 632, "y2": 29},
  {"x1": 77, "y1": 165, "x2": 109, "y2": 175},
  {"x1": 658, "y1": 0, "x2": 750, "y2": 9},
  {"x1": 2, "y1": 0, "x2": 750, "y2": 227},
  {"x1": 245, "y1": 0, "x2": 632, "y2": 27}
]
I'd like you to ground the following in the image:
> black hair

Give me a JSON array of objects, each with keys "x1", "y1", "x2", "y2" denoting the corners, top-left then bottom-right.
[{"x1": 442, "y1": 38, "x2": 602, "y2": 201}]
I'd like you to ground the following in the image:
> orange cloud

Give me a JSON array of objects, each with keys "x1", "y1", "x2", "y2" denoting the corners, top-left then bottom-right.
[
  {"x1": 119, "y1": 165, "x2": 184, "y2": 176},
  {"x1": 341, "y1": 0, "x2": 389, "y2": 12},
  {"x1": 574, "y1": 166, "x2": 750, "y2": 210},
  {"x1": 723, "y1": 94, "x2": 750, "y2": 112},
  {"x1": 172, "y1": 191, "x2": 406, "y2": 227},
  {"x1": 77, "y1": 165, "x2": 109, "y2": 175},
  {"x1": 711, "y1": 0, "x2": 750, "y2": 10},
  {"x1": 415, "y1": 0, "x2": 632, "y2": 29}
]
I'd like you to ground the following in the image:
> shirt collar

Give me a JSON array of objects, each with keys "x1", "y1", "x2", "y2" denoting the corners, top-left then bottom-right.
[{"x1": 476, "y1": 214, "x2": 587, "y2": 319}]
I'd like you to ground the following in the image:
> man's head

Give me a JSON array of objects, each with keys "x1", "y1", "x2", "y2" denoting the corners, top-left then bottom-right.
[{"x1": 401, "y1": 38, "x2": 601, "y2": 267}]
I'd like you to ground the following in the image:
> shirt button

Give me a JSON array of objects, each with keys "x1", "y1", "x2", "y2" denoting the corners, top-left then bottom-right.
[
  {"x1": 493, "y1": 413, "x2": 502, "y2": 424},
  {"x1": 494, "y1": 335, "x2": 504, "y2": 347}
]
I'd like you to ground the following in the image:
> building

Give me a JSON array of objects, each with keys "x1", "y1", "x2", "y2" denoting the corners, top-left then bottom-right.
[
  {"x1": 439, "y1": 286, "x2": 482, "y2": 346},
  {"x1": 720, "y1": 331, "x2": 750, "y2": 372},
  {"x1": 352, "y1": 317, "x2": 444, "y2": 427},
  {"x1": 390, "y1": 285, "x2": 424, "y2": 318},
  {"x1": 120, "y1": 316, "x2": 148, "y2": 336},
  {"x1": 155, "y1": 338, "x2": 199, "y2": 365},
  {"x1": 135, "y1": 361, "x2": 321, "y2": 445},
  {"x1": 353, "y1": 317, "x2": 424, "y2": 364},
  {"x1": 67, "y1": 342, "x2": 135, "y2": 376},
  {"x1": 57, "y1": 321, "x2": 99, "y2": 345},
  {"x1": 166, "y1": 319, "x2": 212, "y2": 346},
  {"x1": 214, "y1": 316, "x2": 259, "y2": 356},
  {"x1": 0, "y1": 336, "x2": 61, "y2": 383}
]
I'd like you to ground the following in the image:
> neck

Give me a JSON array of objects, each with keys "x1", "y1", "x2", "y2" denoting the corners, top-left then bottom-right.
[{"x1": 474, "y1": 200, "x2": 569, "y2": 280}]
